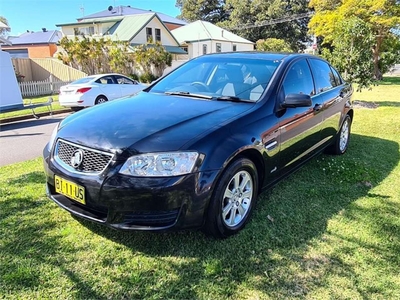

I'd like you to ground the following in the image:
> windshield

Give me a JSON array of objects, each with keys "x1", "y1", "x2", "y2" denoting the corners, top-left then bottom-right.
[
  {"x1": 71, "y1": 76, "x2": 97, "y2": 85},
  {"x1": 149, "y1": 56, "x2": 281, "y2": 102}
]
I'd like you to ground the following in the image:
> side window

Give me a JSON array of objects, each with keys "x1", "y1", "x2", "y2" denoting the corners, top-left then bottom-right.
[
  {"x1": 309, "y1": 59, "x2": 336, "y2": 92},
  {"x1": 115, "y1": 75, "x2": 135, "y2": 84},
  {"x1": 282, "y1": 60, "x2": 314, "y2": 96},
  {"x1": 330, "y1": 67, "x2": 342, "y2": 86},
  {"x1": 96, "y1": 76, "x2": 115, "y2": 84}
]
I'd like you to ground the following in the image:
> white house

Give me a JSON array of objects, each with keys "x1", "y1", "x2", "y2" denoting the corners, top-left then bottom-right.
[
  {"x1": 171, "y1": 20, "x2": 254, "y2": 59},
  {"x1": 56, "y1": 7, "x2": 187, "y2": 56}
]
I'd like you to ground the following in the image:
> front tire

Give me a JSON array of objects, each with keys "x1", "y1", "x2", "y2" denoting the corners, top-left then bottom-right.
[{"x1": 204, "y1": 158, "x2": 258, "y2": 238}]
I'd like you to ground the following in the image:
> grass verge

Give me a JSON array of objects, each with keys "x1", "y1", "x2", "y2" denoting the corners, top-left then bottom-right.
[
  {"x1": 0, "y1": 95, "x2": 67, "y2": 120},
  {"x1": 0, "y1": 77, "x2": 399, "y2": 299}
]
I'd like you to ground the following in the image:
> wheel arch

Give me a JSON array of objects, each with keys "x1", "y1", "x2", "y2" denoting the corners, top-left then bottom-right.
[{"x1": 95, "y1": 94, "x2": 108, "y2": 105}]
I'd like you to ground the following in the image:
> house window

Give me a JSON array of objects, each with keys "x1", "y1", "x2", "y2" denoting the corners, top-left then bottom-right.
[
  {"x1": 88, "y1": 26, "x2": 94, "y2": 35},
  {"x1": 203, "y1": 44, "x2": 207, "y2": 55},
  {"x1": 181, "y1": 46, "x2": 188, "y2": 53},
  {"x1": 155, "y1": 28, "x2": 161, "y2": 42},
  {"x1": 233, "y1": 44, "x2": 237, "y2": 51},
  {"x1": 146, "y1": 27, "x2": 153, "y2": 42},
  {"x1": 216, "y1": 43, "x2": 221, "y2": 53},
  {"x1": 73, "y1": 27, "x2": 94, "y2": 35}
]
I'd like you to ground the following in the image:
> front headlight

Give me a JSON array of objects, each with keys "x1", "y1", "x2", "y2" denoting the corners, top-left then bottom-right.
[
  {"x1": 47, "y1": 124, "x2": 59, "y2": 151},
  {"x1": 119, "y1": 152, "x2": 199, "y2": 177}
]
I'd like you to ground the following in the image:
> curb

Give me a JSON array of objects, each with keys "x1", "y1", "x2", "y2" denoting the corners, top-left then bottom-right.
[{"x1": 0, "y1": 109, "x2": 71, "y2": 125}]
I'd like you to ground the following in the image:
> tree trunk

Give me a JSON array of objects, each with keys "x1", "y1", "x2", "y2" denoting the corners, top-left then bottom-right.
[{"x1": 372, "y1": 34, "x2": 384, "y2": 81}]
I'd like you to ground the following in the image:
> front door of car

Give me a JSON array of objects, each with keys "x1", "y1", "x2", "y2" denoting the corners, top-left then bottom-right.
[{"x1": 276, "y1": 59, "x2": 324, "y2": 174}]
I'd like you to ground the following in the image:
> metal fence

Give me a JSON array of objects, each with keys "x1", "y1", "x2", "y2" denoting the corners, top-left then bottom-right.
[{"x1": 19, "y1": 78, "x2": 70, "y2": 97}]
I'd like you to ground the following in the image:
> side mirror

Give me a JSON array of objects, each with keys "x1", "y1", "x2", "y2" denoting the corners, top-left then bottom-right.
[{"x1": 282, "y1": 93, "x2": 312, "y2": 108}]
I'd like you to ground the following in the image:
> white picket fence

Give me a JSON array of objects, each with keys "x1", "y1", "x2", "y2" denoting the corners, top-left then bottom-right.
[{"x1": 18, "y1": 78, "x2": 71, "y2": 97}]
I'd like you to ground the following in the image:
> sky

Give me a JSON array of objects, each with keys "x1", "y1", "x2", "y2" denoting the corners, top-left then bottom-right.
[{"x1": 0, "y1": 0, "x2": 181, "y2": 36}]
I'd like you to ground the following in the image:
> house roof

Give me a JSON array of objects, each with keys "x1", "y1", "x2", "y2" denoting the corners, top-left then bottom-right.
[
  {"x1": 56, "y1": 17, "x2": 124, "y2": 27},
  {"x1": 109, "y1": 13, "x2": 183, "y2": 48},
  {"x1": 130, "y1": 43, "x2": 187, "y2": 54},
  {"x1": 172, "y1": 20, "x2": 254, "y2": 44},
  {"x1": 8, "y1": 30, "x2": 62, "y2": 45},
  {"x1": 77, "y1": 5, "x2": 186, "y2": 26},
  {"x1": 109, "y1": 14, "x2": 155, "y2": 41}
]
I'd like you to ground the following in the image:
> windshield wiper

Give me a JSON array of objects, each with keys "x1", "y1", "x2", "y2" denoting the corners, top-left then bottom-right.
[
  {"x1": 165, "y1": 91, "x2": 212, "y2": 99},
  {"x1": 215, "y1": 96, "x2": 250, "y2": 102}
]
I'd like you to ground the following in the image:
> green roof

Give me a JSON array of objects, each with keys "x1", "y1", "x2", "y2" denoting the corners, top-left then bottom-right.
[
  {"x1": 110, "y1": 14, "x2": 154, "y2": 41},
  {"x1": 130, "y1": 43, "x2": 187, "y2": 54}
]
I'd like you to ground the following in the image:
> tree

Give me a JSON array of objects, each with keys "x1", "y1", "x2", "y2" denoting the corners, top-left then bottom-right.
[
  {"x1": 256, "y1": 38, "x2": 293, "y2": 52},
  {"x1": 0, "y1": 16, "x2": 10, "y2": 36},
  {"x1": 57, "y1": 36, "x2": 134, "y2": 75},
  {"x1": 176, "y1": 0, "x2": 229, "y2": 23},
  {"x1": 132, "y1": 41, "x2": 172, "y2": 82},
  {"x1": 176, "y1": 0, "x2": 312, "y2": 51},
  {"x1": 320, "y1": 18, "x2": 376, "y2": 90},
  {"x1": 58, "y1": 37, "x2": 172, "y2": 81},
  {"x1": 309, "y1": 0, "x2": 400, "y2": 81}
]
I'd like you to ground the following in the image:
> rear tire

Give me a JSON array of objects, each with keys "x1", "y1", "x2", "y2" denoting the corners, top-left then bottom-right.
[
  {"x1": 203, "y1": 158, "x2": 258, "y2": 238},
  {"x1": 95, "y1": 95, "x2": 108, "y2": 105},
  {"x1": 327, "y1": 115, "x2": 352, "y2": 155}
]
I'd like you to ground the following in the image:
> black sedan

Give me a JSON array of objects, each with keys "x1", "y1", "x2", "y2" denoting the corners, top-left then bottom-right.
[{"x1": 43, "y1": 52, "x2": 353, "y2": 238}]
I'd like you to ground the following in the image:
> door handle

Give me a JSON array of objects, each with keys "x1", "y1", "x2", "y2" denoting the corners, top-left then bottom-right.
[{"x1": 313, "y1": 104, "x2": 322, "y2": 112}]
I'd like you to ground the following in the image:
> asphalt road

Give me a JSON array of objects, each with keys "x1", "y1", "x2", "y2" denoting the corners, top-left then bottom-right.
[{"x1": 0, "y1": 113, "x2": 70, "y2": 167}]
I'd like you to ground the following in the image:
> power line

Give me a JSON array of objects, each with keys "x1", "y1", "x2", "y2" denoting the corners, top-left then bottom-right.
[{"x1": 230, "y1": 12, "x2": 314, "y2": 30}]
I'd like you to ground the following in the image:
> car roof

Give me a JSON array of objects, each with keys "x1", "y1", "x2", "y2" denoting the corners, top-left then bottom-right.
[
  {"x1": 90, "y1": 73, "x2": 127, "y2": 77},
  {"x1": 198, "y1": 51, "x2": 317, "y2": 62}
]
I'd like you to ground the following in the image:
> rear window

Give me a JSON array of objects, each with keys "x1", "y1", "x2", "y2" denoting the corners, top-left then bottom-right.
[{"x1": 71, "y1": 77, "x2": 96, "y2": 85}]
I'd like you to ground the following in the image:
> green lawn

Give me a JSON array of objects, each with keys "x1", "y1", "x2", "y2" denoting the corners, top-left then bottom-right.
[{"x1": 1, "y1": 78, "x2": 399, "y2": 299}]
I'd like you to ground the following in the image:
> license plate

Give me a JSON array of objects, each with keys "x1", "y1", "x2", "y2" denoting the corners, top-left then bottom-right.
[{"x1": 55, "y1": 175, "x2": 85, "y2": 205}]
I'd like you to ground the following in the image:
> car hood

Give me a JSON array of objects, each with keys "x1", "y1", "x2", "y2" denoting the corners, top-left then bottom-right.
[{"x1": 58, "y1": 92, "x2": 254, "y2": 155}]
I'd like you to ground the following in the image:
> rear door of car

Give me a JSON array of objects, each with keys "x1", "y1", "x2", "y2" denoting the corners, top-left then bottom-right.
[
  {"x1": 96, "y1": 75, "x2": 122, "y2": 100},
  {"x1": 308, "y1": 59, "x2": 350, "y2": 145},
  {"x1": 276, "y1": 58, "x2": 325, "y2": 174}
]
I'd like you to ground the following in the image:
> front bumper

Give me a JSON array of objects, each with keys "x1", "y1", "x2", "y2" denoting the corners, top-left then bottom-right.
[{"x1": 43, "y1": 146, "x2": 218, "y2": 232}]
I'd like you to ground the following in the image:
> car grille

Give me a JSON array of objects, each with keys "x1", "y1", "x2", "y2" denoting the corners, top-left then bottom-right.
[{"x1": 54, "y1": 139, "x2": 113, "y2": 174}]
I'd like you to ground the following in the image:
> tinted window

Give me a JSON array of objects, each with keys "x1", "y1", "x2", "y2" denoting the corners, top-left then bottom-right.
[
  {"x1": 282, "y1": 60, "x2": 314, "y2": 96},
  {"x1": 309, "y1": 59, "x2": 336, "y2": 92},
  {"x1": 330, "y1": 67, "x2": 342, "y2": 86}
]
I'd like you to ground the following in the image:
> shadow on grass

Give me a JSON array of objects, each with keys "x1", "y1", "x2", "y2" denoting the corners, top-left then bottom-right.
[
  {"x1": 1, "y1": 133, "x2": 399, "y2": 298},
  {"x1": 0, "y1": 172, "x2": 105, "y2": 299},
  {"x1": 71, "y1": 133, "x2": 399, "y2": 298}
]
